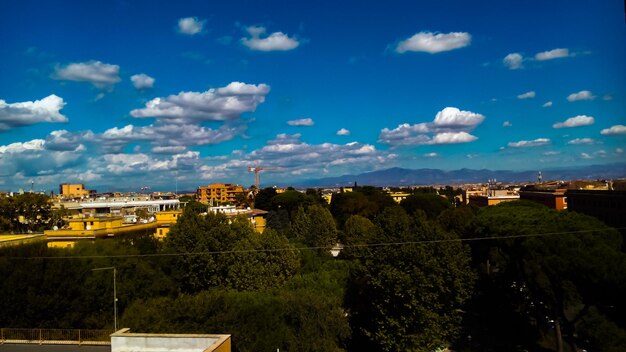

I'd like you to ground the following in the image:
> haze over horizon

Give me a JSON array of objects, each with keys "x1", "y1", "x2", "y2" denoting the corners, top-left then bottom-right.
[{"x1": 1, "y1": 0, "x2": 625, "y2": 192}]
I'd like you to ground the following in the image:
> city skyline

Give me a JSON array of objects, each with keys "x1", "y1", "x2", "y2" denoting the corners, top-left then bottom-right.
[{"x1": 1, "y1": 0, "x2": 625, "y2": 191}]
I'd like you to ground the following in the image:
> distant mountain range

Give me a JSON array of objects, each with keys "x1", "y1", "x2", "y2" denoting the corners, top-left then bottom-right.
[{"x1": 293, "y1": 163, "x2": 626, "y2": 187}]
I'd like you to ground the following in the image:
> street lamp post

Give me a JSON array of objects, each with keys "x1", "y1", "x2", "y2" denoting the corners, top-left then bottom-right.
[{"x1": 92, "y1": 266, "x2": 117, "y2": 331}]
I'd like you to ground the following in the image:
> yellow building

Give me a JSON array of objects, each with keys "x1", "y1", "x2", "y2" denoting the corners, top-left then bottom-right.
[
  {"x1": 197, "y1": 184, "x2": 245, "y2": 204},
  {"x1": 59, "y1": 183, "x2": 91, "y2": 198},
  {"x1": 388, "y1": 191, "x2": 410, "y2": 204},
  {"x1": 45, "y1": 216, "x2": 157, "y2": 239},
  {"x1": 153, "y1": 210, "x2": 183, "y2": 240}
]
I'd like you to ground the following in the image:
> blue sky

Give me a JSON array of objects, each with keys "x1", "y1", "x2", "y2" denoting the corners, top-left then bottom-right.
[{"x1": 1, "y1": 0, "x2": 625, "y2": 192}]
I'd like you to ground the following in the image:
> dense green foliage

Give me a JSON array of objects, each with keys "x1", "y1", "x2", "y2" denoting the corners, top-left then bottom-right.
[
  {"x1": 2, "y1": 188, "x2": 625, "y2": 352},
  {"x1": 0, "y1": 193, "x2": 52, "y2": 233}
]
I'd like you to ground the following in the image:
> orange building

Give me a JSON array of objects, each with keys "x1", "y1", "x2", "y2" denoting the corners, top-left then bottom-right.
[
  {"x1": 196, "y1": 183, "x2": 245, "y2": 204},
  {"x1": 519, "y1": 188, "x2": 568, "y2": 210},
  {"x1": 59, "y1": 183, "x2": 91, "y2": 198}
]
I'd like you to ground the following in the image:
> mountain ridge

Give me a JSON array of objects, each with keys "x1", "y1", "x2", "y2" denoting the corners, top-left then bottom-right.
[{"x1": 291, "y1": 163, "x2": 626, "y2": 187}]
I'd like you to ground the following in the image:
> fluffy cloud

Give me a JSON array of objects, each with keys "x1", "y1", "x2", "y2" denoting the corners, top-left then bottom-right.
[
  {"x1": 503, "y1": 53, "x2": 523, "y2": 69},
  {"x1": 177, "y1": 17, "x2": 205, "y2": 35},
  {"x1": 45, "y1": 129, "x2": 93, "y2": 151},
  {"x1": 507, "y1": 138, "x2": 550, "y2": 148},
  {"x1": 199, "y1": 133, "x2": 395, "y2": 180},
  {"x1": 423, "y1": 152, "x2": 439, "y2": 158},
  {"x1": 0, "y1": 95, "x2": 68, "y2": 131},
  {"x1": 535, "y1": 48, "x2": 571, "y2": 61},
  {"x1": 151, "y1": 146, "x2": 187, "y2": 154},
  {"x1": 130, "y1": 82, "x2": 270, "y2": 122},
  {"x1": 287, "y1": 118, "x2": 314, "y2": 126},
  {"x1": 543, "y1": 101, "x2": 553, "y2": 107},
  {"x1": 379, "y1": 107, "x2": 484, "y2": 147},
  {"x1": 337, "y1": 128, "x2": 350, "y2": 136},
  {"x1": 567, "y1": 90, "x2": 595, "y2": 102},
  {"x1": 130, "y1": 73, "x2": 155, "y2": 90},
  {"x1": 241, "y1": 26, "x2": 300, "y2": 51},
  {"x1": 430, "y1": 132, "x2": 477, "y2": 144},
  {"x1": 52, "y1": 60, "x2": 121, "y2": 88},
  {"x1": 553, "y1": 115, "x2": 595, "y2": 128},
  {"x1": 433, "y1": 107, "x2": 485, "y2": 127},
  {"x1": 0, "y1": 138, "x2": 86, "y2": 177},
  {"x1": 600, "y1": 125, "x2": 626, "y2": 135},
  {"x1": 502, "y1": 121, "x2": 512, "y2": 127},
  {"x1": 517, "y1": 91, "x2": 536, "y2": 99},
  {"x1": 100, "y1": 123, "x2": 246, "y2": 151},
  {"x1": 567, "y1": 138, "x2": 596, "y2": 145},
  {"x1": 396, "y1": 31, "x2": 471, "y2": 54}
]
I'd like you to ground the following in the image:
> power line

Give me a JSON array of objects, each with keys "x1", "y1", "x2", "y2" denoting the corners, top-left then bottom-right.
[{"x1": 1, "y1": 227, "x2": 622, "y2": 261}]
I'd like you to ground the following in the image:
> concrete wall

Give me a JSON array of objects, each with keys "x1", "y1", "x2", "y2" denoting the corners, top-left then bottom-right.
[{"x1": 110, "y1": 330, "x2": 231, "y2": 352}]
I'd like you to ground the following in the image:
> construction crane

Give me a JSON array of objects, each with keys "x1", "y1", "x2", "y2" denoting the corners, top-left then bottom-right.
[{"x1": 248, "y1": 165, "x2": 281, "y2": 191}]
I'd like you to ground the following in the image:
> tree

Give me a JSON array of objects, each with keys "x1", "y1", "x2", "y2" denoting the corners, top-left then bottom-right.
[
  {"x1": 346, "y1": 208, "x2": 475, "y2": 351},
  {"x1": 290, "y1": 206, "x2": 311, "y2": 240},
  {"x1": 466, "y1": 201, "x2": 626, "y2": 351},
  {"x1": 304, "y1": 205, "x2": 338, "y2": 249},
  {"x1": 225, "y1": 228, "x2": 300, "y2": 291},
  {"x1": 165, "y1": 209, "x2": 240, "y2": 292},
  {"x1": 400, "y1": 193, "x2": 450, "y2": 220},
  {"x1": 0, "y1": 193, "x2": 52, "y2": 233},
  {"x1": 330, "y1": 189, "x2": 395, "y2": 227},
  {"x1": 253, "y1": 187, "x2": 277, "y2": 211}
]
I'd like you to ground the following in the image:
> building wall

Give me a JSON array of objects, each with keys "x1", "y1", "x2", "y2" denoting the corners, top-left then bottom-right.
[
  {"x1": 60, "y1": 183, "x2": 90, "y2": 198},
  {"x1": 566, "y1": 190, "x2": 626, "y2": 228},
  {"x1": 197, "y1": 184, "x2": 245, "y2": 204},
  {"x1": 519, "y1": 190, "x2": 567, "y2": 210}
]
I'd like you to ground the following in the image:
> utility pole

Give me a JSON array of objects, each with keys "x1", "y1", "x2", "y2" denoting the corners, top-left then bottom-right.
[{"x1": 92, "y1": 267, "x2": 117, "y2": 331}]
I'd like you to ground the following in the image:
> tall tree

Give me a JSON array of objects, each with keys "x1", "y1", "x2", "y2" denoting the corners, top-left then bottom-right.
[{"x1": 347, "y1": 208, "x2": 475, "y2": 351}]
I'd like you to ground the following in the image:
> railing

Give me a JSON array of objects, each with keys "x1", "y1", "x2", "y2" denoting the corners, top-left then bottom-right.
[{"x1": 0, "y1": 328, "x2": 113, "y2": 345}]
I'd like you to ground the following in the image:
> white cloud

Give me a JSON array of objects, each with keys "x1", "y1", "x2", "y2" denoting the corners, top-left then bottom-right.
[
  {"x1": 567, "y1": 138, "x2": 595, "y2": 145},
  {"x1": 0, "y1": 95, "x2": 68, "y2": 131},
  {"x1": 553, "y1": 115, "x2": 595, "y2": 128},
  {"x1": 379, "y1": 107, "x2": 484, "y2": 147},
  {"x1": 100, "y1": 123, "x2": 246, "y2": 151},
  {"x1": 199, "y1": 133, "x2": 395, "y2": 181},
  {"x1": 130, "y1": 73, "x2": 155, "y2": 90},
  {"x1": 517, "y1": 91, "x2": 536, "y2": 99},
  {"x1": 53, "y1": 60, "x2": 121, "y2": 88},
  {"x1": 507, "y1": 138, "x2": 550, "y2": 148},
  {"x1": 287, "y1": 118, "x2": 314, "y2": 126},
  {"x1": 396, "y1": 31, "x2": 471, "y2": 54},
  {"x1": 0, "y1": 138, "x2": 86, "y2": 178},
  {"x1": 151, "y1": 146, "x2": 187, "y2": 154},
  {"x1": 0, "y1": 139, "x2": 45, "y2": 154},
  {"x1": 503, "y1": 53, "x2": 523, "y2": 69},
  {"x1": 423, "y1": 152, "x2": 439, "y2": 158},
  {"x1": 433, "y1": 107, "x2": 485, "y2": 127},
  {"x1": 336, "y1": 128, "x2": 350, "y2": 136},
  {"x1": 130, "y1": 82, "x2": 270, "y2": 122},
  {"x1": 431, "y1": 132, "x2": 477, "y2": 144},
  {"x1": 45, "y1": 129, "x2": 93, "y2": 151},
  {"x1": 601, "y1": 125, "x2": 626, "y2": 135},
  {"x1": 580, "y1": 152, "x2": 592, "y2": 160},
  {"x1": 177, "y1": 17, "x2": 205, "y2": 35},
  {"x1": 543, "y1": 101, "x2": 553, "y2": 107},
  {"x1": 567, "y1": 90, "x2": 595, "y2": 102},
  {"x1": 502, "y1": 121, "x2": 512, "y2": 127},
  {"x1": 535, "y1": 48, "x2": 570, "y2": 61},
  {"x1": 543, "y1": 151, "x2": 560, "y2": 156},
  {"x1": 241, "y1": 26, "x2": 300, "y2": 51},
  {"x1": 616, "y1": 148, "x2": 624, "y2": 154}
]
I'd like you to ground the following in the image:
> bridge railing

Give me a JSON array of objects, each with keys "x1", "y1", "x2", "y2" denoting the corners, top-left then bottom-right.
[{"x1": 0, "y1": 328, "x2": 113, "y2": 345}]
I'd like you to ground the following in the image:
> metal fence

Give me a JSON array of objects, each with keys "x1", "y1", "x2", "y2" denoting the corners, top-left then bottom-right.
[{"x1": 0, "y1": 328, "x2": 113, "y2": 345}]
